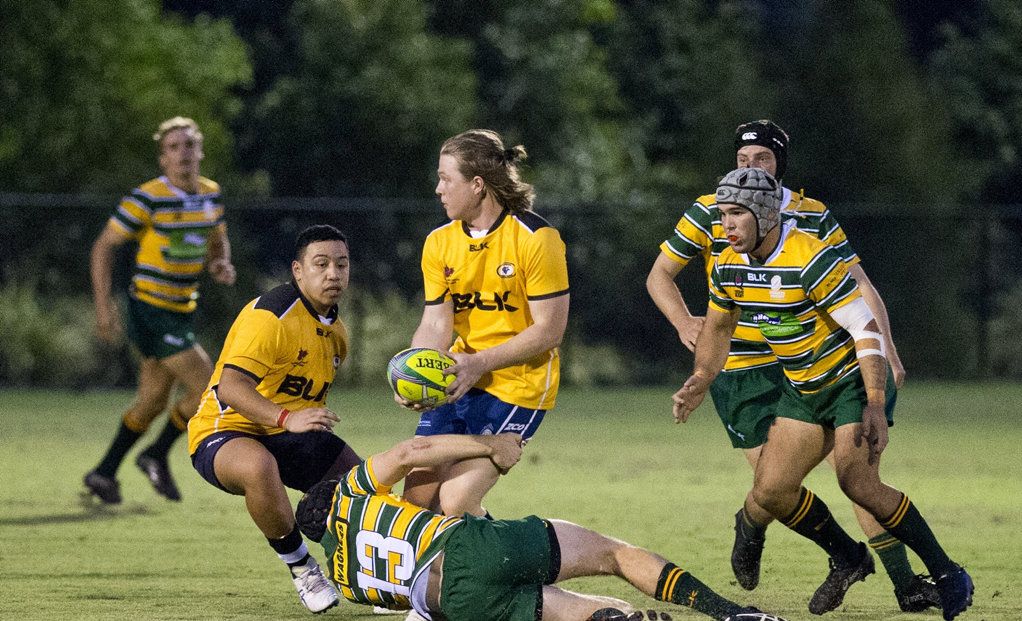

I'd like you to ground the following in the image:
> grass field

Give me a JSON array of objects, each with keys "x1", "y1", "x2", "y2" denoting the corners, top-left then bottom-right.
[{"x1": 1, "y1": 383, "x2": 1020, "y2": 620}]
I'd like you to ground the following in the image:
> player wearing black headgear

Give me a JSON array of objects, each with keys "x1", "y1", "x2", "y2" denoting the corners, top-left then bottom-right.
[{"x1": 734, "y1": 120, "x2": 790, "y2": 181}]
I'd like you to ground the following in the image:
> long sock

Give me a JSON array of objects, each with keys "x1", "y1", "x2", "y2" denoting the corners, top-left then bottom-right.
[
  {"x1": 655, "y1": 563, "x2": 742, "y2": 619},
  {"x1": 269, "y1": 523, "x2": 311, "y2": 569},
  {"x1": 95, "y1": 422, "x2": 143, "y2": 477},
  {"x1": 141, "y1": 416, "x2": 184, "y2": 460},
  {"x1": 880, "y1": 495, "x2": 954, "y2": 578},
  {"x1": 781, "y1": 487, "x2": 861, "y2": 565},
  {"x1": 869, "y1": 532, "x2": 915, "y2": 591}
]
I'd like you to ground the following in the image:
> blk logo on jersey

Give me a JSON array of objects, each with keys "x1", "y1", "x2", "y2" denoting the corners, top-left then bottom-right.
[
  {"x1": 747, "y1": 273, "x2": 767, "y2": 283},
  {"x1": 469, "y1": 242, "x2": 489, "y2": 252},
  {"x1": 451, "y1": 291, "x2": 519, "y2": 313},
  {"x1": 497, "y1": 262, "x2": 515, "y2": 278},
  {"x1": 276, "y1": 375, "x2": 331, "y2": 401}
]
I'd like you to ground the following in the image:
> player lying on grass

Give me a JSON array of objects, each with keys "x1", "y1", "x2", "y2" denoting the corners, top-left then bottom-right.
[
  {"x1": 295, "y1": 433, "x2": 787, "y2": 621},
  {"x1": 673, "y1": 167, "x2": 973, "y2": 620}
]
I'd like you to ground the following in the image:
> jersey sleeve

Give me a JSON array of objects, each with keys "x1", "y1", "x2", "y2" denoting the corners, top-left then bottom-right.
[
  {"x1": 340, "y1": 457, "x2": 392, "y2": 499},
  {"x1": 801, "y1": 246, "x2": 861, "y2": 314},
  {"x1": 421, "y1": 232, "x2": 449, "y2": 305},
  {"x1": 522, "y1": 227, "x2": 569, "y2": 300},
  {"x1": 814, "y1": 207, "x2": 860, "y2": 267},
  {"x1": 220, "y1": 308, "x2": 285, "y2": 381},
  {"x1": 659, "y1": 200, "x2": 714, "y2": 267},
  {"x1": 707, "y1": 260, "x2": 735, "y2": 313},
  {"x1": 108, "y1": 191, "x2": 153, "y2": 240}
]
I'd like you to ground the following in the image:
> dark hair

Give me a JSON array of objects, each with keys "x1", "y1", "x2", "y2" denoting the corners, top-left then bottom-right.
[
  {"x1": 295, "y1": 225, "x2": 347, "y2": 261},
  {"x1": 295, "y1": 479, "x2": 339, "y2": 543},
  {"x1": 440, "y1": 129, "x2": 535, "y2": 214},
  {"x1": 734, "y1": 119, "x2": 790, "y2": 180}
]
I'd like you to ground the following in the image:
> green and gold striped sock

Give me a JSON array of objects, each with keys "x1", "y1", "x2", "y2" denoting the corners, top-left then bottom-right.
[{"x1": 655, "y1": 563, "x2": 741, "y2": 619}]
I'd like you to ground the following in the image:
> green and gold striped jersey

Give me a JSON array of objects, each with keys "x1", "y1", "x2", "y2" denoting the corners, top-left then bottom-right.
[
  {"x1": 320, "y1": 457, "x2": 464, "y2": 610},
  {"x1": 708, "y1": 220, "x2": 862, "y2": 393},
  {"x1": 659, "y1": 187, "x2": 858, "y2": 371},
  {"x1": 108, "y1": 175, "x2": 225, "y2": 313}
]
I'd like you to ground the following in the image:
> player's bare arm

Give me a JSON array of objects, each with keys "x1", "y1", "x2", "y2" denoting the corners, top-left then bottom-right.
[
  {"x1": 217, "y1": 367, "x2": 338, "y2": 433},
  {"x1": 444, "y1": 293, "x2": 569, "y2": 402},
  {"x1": 646, "y1": 252, "x2": 705, "y2": 352},
  {"x1": 849, "y1": 317, "x2": 890, "y2": 465},
  {"x1": 372, "y1": 433, "x2": 524, "y2": 487},
  {"x1": 397, "y1": 301, "x2": 457, "y2": 410},
  {"x1": 90, "y1": 224, "x2": 130, "y2": 344},
  {"x1": 673, "y1": 307, "x2": 739, "y2": 423},
  {"x1": 849, "y1": 264, "x2": 905, "y2": 388},
  {"x1": 207, "y1": 226, "x2": 236, "y2": 286}
]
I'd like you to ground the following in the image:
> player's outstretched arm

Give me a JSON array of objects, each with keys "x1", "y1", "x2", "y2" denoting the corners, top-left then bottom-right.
[
  {"x1": 373, "y1": 434, "x2": 523, "y2": 488},
  {"x1": 672, "y1": 307, "x2": 738, "y2": 423},
  {"x1": 646, "y1": 252, "x2": 705, "y2": 352}
]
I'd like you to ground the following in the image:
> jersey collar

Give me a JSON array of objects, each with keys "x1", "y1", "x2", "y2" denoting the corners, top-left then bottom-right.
[{"x1": 460, "y1": 208, "x2": 509, "y2": 237}]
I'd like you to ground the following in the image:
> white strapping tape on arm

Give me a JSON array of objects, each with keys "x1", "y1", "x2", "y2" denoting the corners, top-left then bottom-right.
[{"x1": 830, "y1": 298, "x2": 887, "y2": 357}]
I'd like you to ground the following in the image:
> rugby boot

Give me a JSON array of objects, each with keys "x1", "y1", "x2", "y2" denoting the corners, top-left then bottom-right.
[
  {"x1": 589, "y1": 609, "x2": 672, "y2": 621},
  {"x1": 808, "y1": 543, "x2": 875, "y2": 615},
  {"x1": 731, "y1": 509, "x2": 766, "y2": 590},
  {"x1": 371, "y1": 605, "x2": 404, "y2": 614},
  {"x1": 724, "y1": 607, "x2": 789, "y2": 620},
  {"x1": 290, "y1": 557, "x2": 339, "y2": 614},
  {"x1": 136, "y1": 453, "x2": 182, "y2": 501},
  {"x1": 83, "y1": 470, "x2": 122, "y2": 504},
  {"x1": 896, "y1": 574, "x2": 942, "y2": 612},
  {"x1": 935, "y1": 565, "x2": 974, "y2": 620}
]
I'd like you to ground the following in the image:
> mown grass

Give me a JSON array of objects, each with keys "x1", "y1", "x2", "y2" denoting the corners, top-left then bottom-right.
[{"x1": 1, "y1": 383, "x2": 1019, "y2": 620}]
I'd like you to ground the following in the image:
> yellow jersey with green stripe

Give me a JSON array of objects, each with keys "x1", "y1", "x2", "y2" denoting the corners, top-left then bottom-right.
[
  {"x1": 320, "y1": 457, "x2": 464, "y2": 610},
  {"x1": 422, "y1": 209, "x2": 569, "y2": 409},
  {"x1": 108, "y1": 175, "x2": 225, "y2": 313},
  {"x1": 187, "y1": 282, "x2": 348, "y2": 453},
  {"x1": 659, "y1": 187, "x2": 858, "y2": 372},
  {"x1": 708, "y1": 220, "x2": 863, "y2": 393}
]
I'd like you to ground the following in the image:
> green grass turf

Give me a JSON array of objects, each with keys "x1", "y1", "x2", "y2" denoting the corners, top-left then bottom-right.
[{"x1": 1, "y1": 383, "x2": 1019, "y2": 620}]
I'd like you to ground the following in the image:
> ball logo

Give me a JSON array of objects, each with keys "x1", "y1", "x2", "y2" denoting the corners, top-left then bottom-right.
[{"x1": 497, "y1": 263, "x2": 515, "y2": 278}]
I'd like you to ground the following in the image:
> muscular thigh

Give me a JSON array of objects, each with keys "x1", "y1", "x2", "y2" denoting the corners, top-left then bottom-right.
[
  {"x1": 212, "y1": 436, "x2": 281, "y2": 494},
  {"x1": 161, "y1": 345, "x2": 214, "y2": 394},
  {"x1": 756, "y1": 418, "x2": 830, "y2": 490}
]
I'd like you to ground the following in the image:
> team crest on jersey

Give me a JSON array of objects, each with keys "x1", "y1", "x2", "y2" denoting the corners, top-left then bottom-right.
[
  {"x1": 333, "y1": 355, "x2": 341, "y2": 369},
  {"x1": 733, "y1": 273, "x2": 744, "y2": 298},
  {"x1": 292, "y1": 349, "x2": 309, "y2": 368},
  {"x1": 497, "y1": 262, "x2": 515, "y2": 278},
  {"x1": 770, "y1": 275, "x2": 784, "y2": 299},
  {"x1": 443, "y1": 266, "x2": 458, "y2": 284}
]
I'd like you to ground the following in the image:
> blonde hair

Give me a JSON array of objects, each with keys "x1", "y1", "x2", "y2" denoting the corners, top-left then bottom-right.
[
  {"x1": 440, "y1": 129, "x2": 535, "y2": 214},
  {"x1": 153, "y1": 116, "x2": 203, "y2": 150}
]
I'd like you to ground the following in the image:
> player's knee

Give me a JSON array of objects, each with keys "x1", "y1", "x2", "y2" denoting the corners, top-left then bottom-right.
[
  {"x1": 836, "y1": 470, "x2": 875, "y2": 504},
  {"x1": 122, "y1": 404, "x2": 165, "y2": 433},
  {"x1": 752, "y1": 478, "x2": 792, "y2": 515}
]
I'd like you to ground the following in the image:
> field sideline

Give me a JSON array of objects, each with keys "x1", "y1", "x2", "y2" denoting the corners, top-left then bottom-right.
[{"x1": 1, "y1": 383, "x2": 1019, "y2": 620}]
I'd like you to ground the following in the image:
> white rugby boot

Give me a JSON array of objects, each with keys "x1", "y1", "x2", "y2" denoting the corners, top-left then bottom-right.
[{"x1": 290, "y1": 557, "x2": 339, "y2": 614}]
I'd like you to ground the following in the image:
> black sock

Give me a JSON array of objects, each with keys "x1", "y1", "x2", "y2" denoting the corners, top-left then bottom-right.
[
  {"x1": 268, "y1": 523, "x2": 310, "y2": 568},
  {"x1": 95, "y1": 422, "x2": 143, "y2": 477},
  {"x1": 781, "y1": 487, "x2": 861, "y2": 565},
  {"x1": 738, "y1": 506, "x2": 767, "y2": 539},
  {"x1": 141, "y1": 417, "x2": 184, "y2": 461},
  {"x1": 881, "y1": 495, "x2": 954, "y2": 578},
  {"x1": 655, "y1": 562, "x2": 742, "y2": 619}
]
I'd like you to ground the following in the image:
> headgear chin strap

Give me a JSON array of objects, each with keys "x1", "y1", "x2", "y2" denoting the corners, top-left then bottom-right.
[
  {"x1": 715, "y1": 167, "x2": 783, "y2": 250},
  {"x1": 735, "y1": 119, "x2": 789, "y2": 181}
]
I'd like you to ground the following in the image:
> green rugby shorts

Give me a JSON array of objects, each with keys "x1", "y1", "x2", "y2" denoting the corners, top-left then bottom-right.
[
  {"x1": 776, "y1": 367, "x2": 897, "y2": 429},
  {"x1": 709, "y1": 364, "x2": 785, "y2": 449},
  {"x1": 126, "y1": 296, "x2": 196, "y2": 359}
]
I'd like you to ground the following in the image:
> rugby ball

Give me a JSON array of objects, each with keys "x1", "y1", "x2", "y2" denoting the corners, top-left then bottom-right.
[{"x1": 387, "y1": 348, "x2": 455, "y2": 407}]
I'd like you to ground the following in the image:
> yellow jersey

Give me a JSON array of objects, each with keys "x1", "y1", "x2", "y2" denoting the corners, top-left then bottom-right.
[
  {"x1": 108, "y1": 175, "x2": 225, "y2": 313},
  {"x1": 421, "y1": 209, "x2": 569, "y2": 409},
  {"x1": 188, "y1": 282, "x2": 348, "y2": 453}
]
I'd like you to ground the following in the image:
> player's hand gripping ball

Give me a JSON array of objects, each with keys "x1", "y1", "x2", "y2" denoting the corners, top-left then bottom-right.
[{"x1": 387, "y1": 348, "x2": 456, "y2": 408}]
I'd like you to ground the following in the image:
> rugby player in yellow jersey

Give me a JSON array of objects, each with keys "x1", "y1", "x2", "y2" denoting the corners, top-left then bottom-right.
[
  {"x1": 646, "y1": 120, "x2": 936, "y2": 613},
  {"x1": 84, "y1": 117, "x2": 236, "y2": 504},
  {"x1": 187, "y1": 225, "x2": 361, "y2": 614},
  {"x1": 674, "y1": 168, "x2": 973, "y2": 620},
  {"x1": 294, "y1": 433, "x2": 788, "y2": 621},
  {"x1": 398, "y1": 130, "x2": 570, "y2": 519}
]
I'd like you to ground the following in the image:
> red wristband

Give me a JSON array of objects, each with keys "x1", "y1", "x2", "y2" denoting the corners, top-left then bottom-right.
[{"x1": 276, "y1": 409, "x2": 291, "y2": 428}]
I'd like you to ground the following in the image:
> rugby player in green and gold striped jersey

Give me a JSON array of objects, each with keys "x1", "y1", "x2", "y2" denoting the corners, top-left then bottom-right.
[
  {"x1": 83, "y1": 117, "x2": 236, "y2": 505},
  {"x1": 673, "y1": 168, "x2": 973, "y2": 620},
  {"x1": 646, "y1": 120, "x2": 934, "y2": 612},
  {"x1": 296, "y1": 433, "x2": 788, "y2": 621}
]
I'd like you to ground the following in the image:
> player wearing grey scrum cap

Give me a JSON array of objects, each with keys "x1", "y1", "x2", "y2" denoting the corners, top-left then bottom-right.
[
  {"x1": 671, "y1": 168, "x2": 974, "y2": 619},
  {"x1": 646, "y1": 120, "x2": 926, "y2": 614}
]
